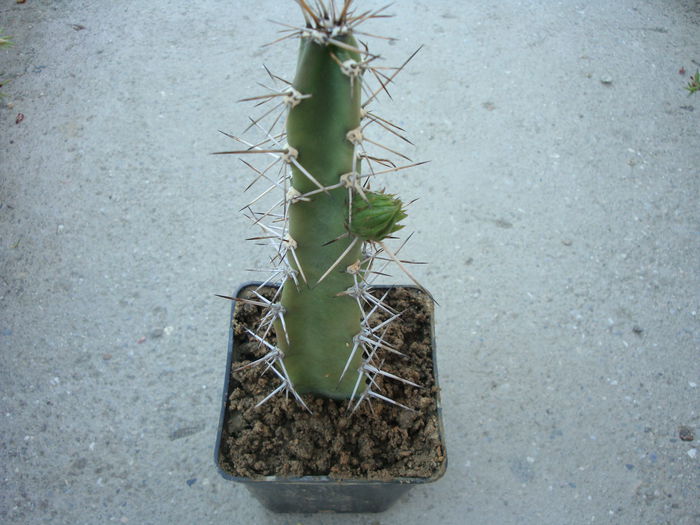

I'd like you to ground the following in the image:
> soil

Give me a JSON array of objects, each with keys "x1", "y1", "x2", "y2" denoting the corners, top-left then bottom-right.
[{"x1": 217, "y1": 285, "x2": 446, "y2": 481}]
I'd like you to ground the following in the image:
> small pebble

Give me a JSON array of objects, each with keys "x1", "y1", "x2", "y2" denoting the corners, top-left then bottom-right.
[
  {"x1": 150, "y1": 328, "x2": 164, "y2": 338},
  {"x1": 679, "y1": 426, "x2": 694, "y2": 442},
  {"x1": 600, "y1": 75, "x2": 613, "y2": 85},
  {"x1": 102, "y1": 353, "x2": 112, "y2": 360},
  {"x1": 562, "y1": 239, "x2": 572, "y2": 246},
  {"x1": 688, "y1": 448, "x2": 697, "y2": 459},
  {"x1": 186, "y1": 478, "x2": 197, "y2": 486}
]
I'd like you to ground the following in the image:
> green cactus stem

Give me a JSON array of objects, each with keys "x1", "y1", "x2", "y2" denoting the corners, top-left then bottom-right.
[
  {"x1": 218, "y1": 1, "x2": 429, "y2": 407},
  {"x1": 274, "y1": 22, "x2": 366, "y2": 399}
]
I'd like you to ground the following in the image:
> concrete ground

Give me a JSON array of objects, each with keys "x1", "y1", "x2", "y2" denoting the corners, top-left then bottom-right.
[{"x1": 1, "y1": 1, "x2": 698, "y2": 523}]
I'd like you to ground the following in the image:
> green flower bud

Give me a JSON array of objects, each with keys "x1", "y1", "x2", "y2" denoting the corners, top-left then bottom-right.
[{"x1": 347, "y1": 191, "x2": 407, "y2": 242}]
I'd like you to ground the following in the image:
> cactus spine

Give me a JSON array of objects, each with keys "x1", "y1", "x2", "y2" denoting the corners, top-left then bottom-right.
[{"x1": 218, "y1": 1, "x2": 427, "y2": 410}]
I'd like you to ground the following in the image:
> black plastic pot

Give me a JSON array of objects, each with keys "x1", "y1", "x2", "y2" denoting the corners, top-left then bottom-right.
[{"x1": 214, "y1": 282, "x2": 447, "y2": 513}]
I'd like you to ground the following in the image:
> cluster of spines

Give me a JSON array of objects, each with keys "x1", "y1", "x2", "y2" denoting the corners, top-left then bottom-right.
[{"x1": 216, "y1": 0, "x2": 431, "y2": 413}]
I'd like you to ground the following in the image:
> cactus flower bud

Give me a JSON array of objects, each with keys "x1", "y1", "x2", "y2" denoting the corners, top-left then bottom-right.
[{"x1": 347, "y1": 191, "x2": 407, "y2": 242}]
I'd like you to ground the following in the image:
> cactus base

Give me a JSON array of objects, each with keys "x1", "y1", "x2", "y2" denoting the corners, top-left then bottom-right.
[{"x1": 214, "y1": 283, "x2": 447, "y2": 513}]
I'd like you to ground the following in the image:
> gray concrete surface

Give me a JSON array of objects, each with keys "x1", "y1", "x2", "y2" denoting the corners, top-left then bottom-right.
[{"x1": 1, "y1": 1, "x2": 698, "y2": 523}]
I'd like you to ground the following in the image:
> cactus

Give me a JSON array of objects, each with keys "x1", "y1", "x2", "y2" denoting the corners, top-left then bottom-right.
[{"x1": 217, "y1": 0, "x2": 430, "y2": 411}]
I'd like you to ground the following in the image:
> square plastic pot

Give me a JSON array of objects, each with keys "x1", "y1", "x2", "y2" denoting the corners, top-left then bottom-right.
[{"x1": 214, "y1": 282, "x2": 447, "y2": 513}]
